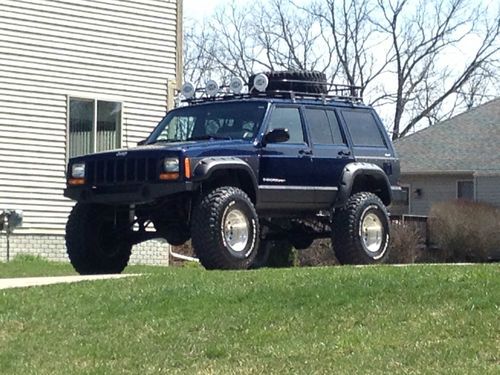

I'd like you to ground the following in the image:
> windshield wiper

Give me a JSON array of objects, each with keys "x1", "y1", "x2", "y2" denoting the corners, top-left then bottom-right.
[{"x1": 186, "y1": 135, "x2": 232, "y2": 141}]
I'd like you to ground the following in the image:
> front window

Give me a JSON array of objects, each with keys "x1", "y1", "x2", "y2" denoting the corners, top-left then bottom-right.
[
  {"x1": 68, "y1": 98, "x2": 122, "y2": 158},
  {"x1": 148, "y1": 102, "x2": 268, "y2": 143}
]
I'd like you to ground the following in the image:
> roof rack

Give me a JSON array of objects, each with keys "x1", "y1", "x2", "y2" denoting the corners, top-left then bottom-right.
[{"x1": 177, "y1": 77, "x2": 363, "y2": 106}]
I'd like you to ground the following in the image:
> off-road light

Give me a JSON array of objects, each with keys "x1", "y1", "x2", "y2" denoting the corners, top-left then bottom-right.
[
  {"x1": 229, "y1": 77, "x2": 244, "y2": 94},
  {"x1": 253, "y1": 73, "x2": 269, "y2": 92},
  {"x1": 71, "y1": 163, "x2": 86, "y2": 178},
  {"x1": 206, "y1": 80, "x2": 219, "y2": 97},
  {"x1": 181, "y1": 82, "x2": 195, "y2": 99}
]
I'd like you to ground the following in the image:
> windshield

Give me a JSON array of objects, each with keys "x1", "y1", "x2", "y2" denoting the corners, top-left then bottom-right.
[{"x1": 148, "y1": 102, "x2": 268, "y2": 143}]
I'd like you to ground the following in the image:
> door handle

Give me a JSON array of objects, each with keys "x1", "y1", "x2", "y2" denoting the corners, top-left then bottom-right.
[
  {"x1": 298, "y1": 149, "x2": 313, "y2": 156},
  {"x1": 338, "y1": 150, "x2": 351, "y2": 156}
]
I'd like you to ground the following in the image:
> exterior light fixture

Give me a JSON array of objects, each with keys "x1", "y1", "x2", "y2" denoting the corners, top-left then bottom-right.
[
  {"x1": 181, "y1": 82, "x2": 195, "y2": 99},
  {"x1": 253, "y1": 73, "x2": 269, "y2": 92}
]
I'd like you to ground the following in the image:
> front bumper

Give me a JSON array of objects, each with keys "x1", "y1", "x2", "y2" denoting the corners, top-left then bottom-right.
[{"x1": 64, "y1": 182, "x2": 194, "y2": 204}]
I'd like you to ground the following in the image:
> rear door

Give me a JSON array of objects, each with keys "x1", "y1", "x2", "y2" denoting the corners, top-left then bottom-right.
[{"x1": 303, "y1": 106, "x2": 354, "y2": 205}]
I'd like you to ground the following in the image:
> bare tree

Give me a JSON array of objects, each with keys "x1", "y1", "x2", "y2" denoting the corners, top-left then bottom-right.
[
  {"x1": 373, "y1": 0, "x2": 500, "y2": 139},
  {"x1": 183, "y1": 0, "x2": 500, "y2": 137},
  {"x1": 306, "y1": 0, "x2": 392, "y2": 96}
]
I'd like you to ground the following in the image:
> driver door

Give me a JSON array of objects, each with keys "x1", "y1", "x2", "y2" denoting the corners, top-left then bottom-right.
[{"x1": 258, "y1": 105, "x2": 316, "y2": 209}]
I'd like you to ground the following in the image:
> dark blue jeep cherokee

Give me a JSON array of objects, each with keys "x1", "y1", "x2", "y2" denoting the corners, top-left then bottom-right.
[{"x1": 64, "y1": 71, "x2": 405, "y2": 273}]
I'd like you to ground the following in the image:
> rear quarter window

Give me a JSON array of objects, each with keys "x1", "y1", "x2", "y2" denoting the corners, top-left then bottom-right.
[{"x1": 341, "y1": 110, "x2": 387, "y2": 147}]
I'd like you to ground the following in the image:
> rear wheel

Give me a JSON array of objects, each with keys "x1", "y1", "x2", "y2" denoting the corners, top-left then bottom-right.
[
  {"x1": 65, "y1": 203, "x2": 132, "y2": 274},
  {"x1": 332, "y1": 192, "x2": 390, "y2": 264},
  {"x1": 191, "y1": 186, "x2": 259, "y2": 270}
]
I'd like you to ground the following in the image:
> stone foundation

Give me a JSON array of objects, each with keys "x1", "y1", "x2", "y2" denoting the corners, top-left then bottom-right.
[{"x1": 0, "y1": 233, "x2": 170, "y2": 266}]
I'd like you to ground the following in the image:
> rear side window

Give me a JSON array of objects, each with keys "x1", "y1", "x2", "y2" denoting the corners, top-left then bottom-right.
[
  {"x1": 342, "y1": 110, "x2": 386, "y2": 147},
  {"x1": 267, "y1": 107, "x2": 305, "y2": 144},
  {"x1": 305, "y1": 108, "x2": 346, "y2": 145},
  {"x1": 305, "y1": 108, "x2": 333, "y2": 144}
]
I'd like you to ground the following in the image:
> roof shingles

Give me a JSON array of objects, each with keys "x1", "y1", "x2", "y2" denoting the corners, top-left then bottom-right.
[{"x1": 394, "y1": 98, "x2": 500, "y2": 173}]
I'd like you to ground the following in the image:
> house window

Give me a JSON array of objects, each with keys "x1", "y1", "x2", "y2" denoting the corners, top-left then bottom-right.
[
  {"x1": 457, "y1": 180, "x2": 474, "y2": 200},
  {"x1": 68, "y1": 98, "x2": 122, "y2": 158}
]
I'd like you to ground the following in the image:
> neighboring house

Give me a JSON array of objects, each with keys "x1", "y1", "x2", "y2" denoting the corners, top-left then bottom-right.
[
  {"x1": 0, "y1": 0, "x2": 183, "y2": 264},
  {"x1": 394, "y1": 98, "x2": 500, "y2": 216}
]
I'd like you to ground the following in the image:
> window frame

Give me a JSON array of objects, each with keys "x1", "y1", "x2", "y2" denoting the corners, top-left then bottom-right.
[
  {"x1": 456, "y1": 179, "x2": 475, "y2": 201},
  {"x1": 66, "y1": 95, "x2": 124, "y2": 161}
]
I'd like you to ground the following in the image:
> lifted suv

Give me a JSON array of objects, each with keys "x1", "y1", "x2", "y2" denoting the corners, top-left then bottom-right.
[{"x1": 64, "y1": 71, "x2": 405, "y2": 274}]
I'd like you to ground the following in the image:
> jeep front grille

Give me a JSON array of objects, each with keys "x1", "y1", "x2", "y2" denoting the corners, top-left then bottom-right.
[{"x1": 86, "y1": 158, "x2": 159, "y2": 185}]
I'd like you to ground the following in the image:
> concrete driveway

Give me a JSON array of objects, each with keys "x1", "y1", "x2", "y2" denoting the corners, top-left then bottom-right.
[{"x1": 0, "y1": 274, "x2": 140, "y2": 290}]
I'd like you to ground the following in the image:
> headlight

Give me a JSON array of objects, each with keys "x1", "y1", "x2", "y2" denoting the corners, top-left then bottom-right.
[
  {"x1": 163, "y1": 158, "x2": 179, "y2": 173},
  {"x1": 71, "y1": 163, "x2": 86, "y2": 178}
]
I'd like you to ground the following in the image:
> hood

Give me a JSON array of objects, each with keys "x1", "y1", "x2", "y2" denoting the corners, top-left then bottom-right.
[{"x1": 69, "y1": 139, "x2": 254, "y2": 162}]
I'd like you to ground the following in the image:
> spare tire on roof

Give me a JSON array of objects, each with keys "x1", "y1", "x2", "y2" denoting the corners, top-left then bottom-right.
[{"x1": 248, "y1": 71, "x2": 328, "y2": 94}]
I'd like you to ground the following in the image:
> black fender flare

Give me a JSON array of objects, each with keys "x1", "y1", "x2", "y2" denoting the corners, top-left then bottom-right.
[
  {"x1": 335, "y1": 162, "x2": 392, "y2": 207},
  {"x1": 191, "y1": 157, "x2": 258, "y2": 196}
]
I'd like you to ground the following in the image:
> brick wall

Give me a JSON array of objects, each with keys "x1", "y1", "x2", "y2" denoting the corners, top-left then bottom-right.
[{"x1": 0, "y1": 234, "x2": 170, "y2": 266}]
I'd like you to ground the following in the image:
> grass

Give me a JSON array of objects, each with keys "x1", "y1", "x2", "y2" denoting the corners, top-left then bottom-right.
[
  {"x1": 0, "y1": 255, "x2": 165, "y2": 278},
  {"x1": 0, "y1": 258, "x2": 499, "y2": 374}
]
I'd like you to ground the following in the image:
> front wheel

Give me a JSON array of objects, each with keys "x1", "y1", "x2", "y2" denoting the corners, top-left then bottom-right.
[
  {"x1": 191, "y1": 187, "x2": 259, "y2": 270},
  {"x1": 332, "y1": 192, "x2": 390, "y2": 264},
  {"x1": 65, "y1": 204, "x2": 132, "y2": 274}
]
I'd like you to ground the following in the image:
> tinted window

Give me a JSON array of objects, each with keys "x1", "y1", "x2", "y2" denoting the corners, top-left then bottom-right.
[
  {"x1": 267, "y1": 107, "x2": 305, "y2": 144},
  {"x1": 305, "y1": 108, "x2": 347, "y2": 145},
  {"x1": 342, "y1": 110, "x2": 386, "y2": 147},
  {"x1": 305, "y1": 108, "x2": 334, "y2": 144},
  {"x1": 326, "y1": 110, "x2": 346, "y2": 145}
]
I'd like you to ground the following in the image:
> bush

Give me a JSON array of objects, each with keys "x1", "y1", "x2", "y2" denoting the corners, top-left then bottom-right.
[
  {"x1": 428, "y1": 200, "x2": 500, "y2": 262},
  {"x1": 387, "y1": 222, "x2": 423, "y2": 264}
]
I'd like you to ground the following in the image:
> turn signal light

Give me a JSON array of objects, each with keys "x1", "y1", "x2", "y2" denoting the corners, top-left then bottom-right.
[
  {"x1": 184, "y1": 158, "x2": 191, "y2": 179},
  {"x1": 159, "y1": 172, "x2": 180, "y2": 181},
  {"x1": 68, "y1": 178, "x2": 85, "y2": 186}
]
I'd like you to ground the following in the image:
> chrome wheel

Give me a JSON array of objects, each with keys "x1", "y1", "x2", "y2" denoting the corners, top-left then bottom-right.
[
  {"x1": 223, "y1": 208, "x2": 249, "y2": 253},
  {"x1": 361, "y1": 212, "x2": 384, "y2": 254}
]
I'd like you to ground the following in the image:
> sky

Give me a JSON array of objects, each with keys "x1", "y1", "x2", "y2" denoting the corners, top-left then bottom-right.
[{"x1": 184, "y1": 0, "x2": 229, "y2": 21}]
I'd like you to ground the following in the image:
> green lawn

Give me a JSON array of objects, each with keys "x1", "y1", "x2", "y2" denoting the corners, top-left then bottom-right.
[
  {"x1": 0, "y1": 259, "x2": 498, "y2": 374},
  {"x1": 0, "y1": 255, "x2": 166, "y2": 278}
]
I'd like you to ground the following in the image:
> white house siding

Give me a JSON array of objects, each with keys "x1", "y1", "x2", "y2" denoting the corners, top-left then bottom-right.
[
  {"x1": 400, "y1": 174, "x2": 473, "y2": 216},
  {"x1": 475, "y1": 174, "x2": 500, "y2": 208},
  {"x1": 0, "y1": 0, "x2": 180, "y2": 264}
]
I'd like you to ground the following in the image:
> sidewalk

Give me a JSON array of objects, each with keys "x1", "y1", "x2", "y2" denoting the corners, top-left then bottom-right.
[{"x1": 0, "y1": 274, "x2": 140, "y2": 290}]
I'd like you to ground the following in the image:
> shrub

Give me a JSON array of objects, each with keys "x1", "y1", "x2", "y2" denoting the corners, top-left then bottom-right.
[
  {"x1": 387, "y1": 222, "x2": 423, "y2": 264},
  {"x1": 428, "y1": 200, "x2": 500, "y2": 262}
]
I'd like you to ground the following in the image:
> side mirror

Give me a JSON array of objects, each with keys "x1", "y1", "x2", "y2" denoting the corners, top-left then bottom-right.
[
  {"x1": 137, "y1": 139, "x2": 147, "y2": 146},
  {"x1": 263, "y1": 128, "x2": 290, "y2": 145}
]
